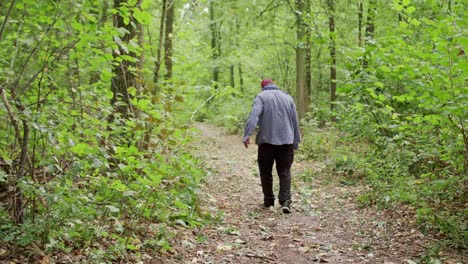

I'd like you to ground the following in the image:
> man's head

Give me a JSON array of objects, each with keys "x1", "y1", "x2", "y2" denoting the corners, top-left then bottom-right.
[{"x1": 261, "y1": 79, "x2": 274, "y2": 89}]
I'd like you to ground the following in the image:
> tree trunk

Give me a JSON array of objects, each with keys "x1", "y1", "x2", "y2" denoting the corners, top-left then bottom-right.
[
  {"x1": 229, "y1": 65, "x2": 235, "y2": 88},
  {"x1": 239, "y1": 64, "x2": 244, "y2": 95},
  {"x1": 358, "y1": 1, "x2": 363, "y2": 47},
  {"x1": 316, "y1": 48, "x2": 322, "y2": 100},
  {"x1": 153, "y1": 0, "x2": 166, "y2": 85},
  {"x1": 328, "y1": 0, "x2": 336, "y2": 111},
  {"x1": 14, "y1": 120, "x2": 28, "y2": 224},
  {"x1": 164, "y1": 0, "x2": 174, "y2": 81},
  {"x1": 295, "y1": 0, "x2": 308, "y2": 119},
  {"x1": 305, "y1": 0, "x2": 312, "y2": 107},
  {"x1": 111, "y1": 0, "x2": 140, "y2": 117},
  {"x1": 209, "y1": 0, "x2": 219, "y2": 89},
  {"x1": 363, "y1": 0, "x2": 376, "y2": 70}
]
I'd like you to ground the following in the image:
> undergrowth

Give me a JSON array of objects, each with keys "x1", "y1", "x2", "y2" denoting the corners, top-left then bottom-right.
[
  {"x1": 299, "y1": 110, "x2": 467, "y2": 250},
  {"x1": 0, "y1": 86, "x2": 213, "y2": 262}
]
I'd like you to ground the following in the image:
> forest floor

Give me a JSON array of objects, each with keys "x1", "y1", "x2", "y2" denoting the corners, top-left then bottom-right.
[{"x1": 153, "y1": 123, "x2": 466, "y2": 264}]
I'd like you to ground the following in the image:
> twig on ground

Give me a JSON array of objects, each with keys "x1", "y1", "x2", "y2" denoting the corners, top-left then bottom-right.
[{"x1": 243, "y1": 252, "x2": 275, "y2": 262}]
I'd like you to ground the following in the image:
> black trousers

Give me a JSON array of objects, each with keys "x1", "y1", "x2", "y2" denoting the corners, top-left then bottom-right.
[{"x1": 258, "y1": 143, "x2": 294, "y2": 206}]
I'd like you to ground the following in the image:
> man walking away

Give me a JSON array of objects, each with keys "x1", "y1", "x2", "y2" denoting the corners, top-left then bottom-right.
[{"x1": 243, "y1": 79, "x2": 300, "y2": 214}]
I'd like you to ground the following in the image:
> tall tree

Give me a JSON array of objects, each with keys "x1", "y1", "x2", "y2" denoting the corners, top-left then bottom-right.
[
  {"x1": 111, "y1": 0, "x2": 141, "y2": 117},
  {"x1": 305, "y1": 0, "x2": 312, "y2": 107},
  {"x1": 358, "y1": 1, "x2": 363, "y2": 47},
  {"x1": 295, "y1": 0, "x2": 309, "y2": 119},
  {"x1": 164, "y1": 0, "x2": 175, "y2": 80},
  {"x1": 238, "y1": 63, "x2": 244, "y2": 94},
  {"x1": 328, "y1": 0, "x2": 336, "y2": 110},
  {"x1": 229, "y1": 65, "x2": 235, "y2": 88},
  {"x1": 362, "y1": 0, "x2": 376, "y2": 70},
  {"x1": 209, "y1": 0, "x2": 220, "y2": 89},
  {"x1": 153, "y1": 0, "x2": 166, "y2": 84}
]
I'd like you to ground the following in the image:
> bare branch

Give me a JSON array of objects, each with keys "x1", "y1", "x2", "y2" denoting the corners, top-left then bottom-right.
[
  {"x1": 0, "y1": 84, "x2": 22, "y2": 144},
  {"x1": 0, "y1": 0, "x2": 16, "y2": 42}
]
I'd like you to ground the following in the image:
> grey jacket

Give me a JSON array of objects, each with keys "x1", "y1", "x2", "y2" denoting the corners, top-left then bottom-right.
[{"x1": 243, "y1": 84, "x2": 301, "y2": 149}]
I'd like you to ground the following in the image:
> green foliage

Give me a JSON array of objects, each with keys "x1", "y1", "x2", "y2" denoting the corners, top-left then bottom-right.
[
  {"x1": 202, "y1": 86, "x2": 250, "y2": 134},
  {"x1": 0, "y1": 0, "x2": 466, "y2": 260},
  {"x1": 0, "y1": 87, "x2": 208, "y2": 259},
  {"x1": 0, "y1": 0, "x2": 211, "y2": 261},
  {"x1": 332, "y1": 1, "x2": 467, "y2": 248}
]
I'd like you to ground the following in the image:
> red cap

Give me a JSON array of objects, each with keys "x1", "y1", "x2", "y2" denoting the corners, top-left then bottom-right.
[{"x1": 261, "y1": 79, "x2": 273, "y2": 88}]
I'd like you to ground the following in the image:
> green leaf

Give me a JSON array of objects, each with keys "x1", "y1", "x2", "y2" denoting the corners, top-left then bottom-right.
[
  {"x1": 405, "y1": 6, "x2": 416, "y2": 14},
  {"x1": 110, "y1": 180, "x2": 128, "y2": 192},
  {"x1": 378, "y1": 65, "x2": 391, "y2": 73},
  {"x1": 133, "y1": 9, "x2": 151, "y2": 24},
  {"x1": 375, "y1": 82, "x2": 384, "y2": 88},
  {"x1": 409, "y1": 18, "x2": 420, "y2": 26}
]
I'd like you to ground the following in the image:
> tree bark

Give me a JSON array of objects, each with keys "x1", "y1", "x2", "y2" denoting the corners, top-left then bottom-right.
[
  {"x1": 305, "y1": 0, "x2": 312, "y2": 107},
  {"x1": 14, "y1": 119, "x2": 28, "y2": 224},
  {"x1": 363, "y1": 0, "x2": 376, "y2": 70},
  {"x1": 229, "y1": 65, "x2": 235, "y2": 88},
  {"x1": 239, "y1": 64, "x2": 244, "y2": 95},
  {"x1": 153, "y1": 0, "x2": 166, "y2": 84},
  {"x1": 358, "y1": 1, "x2": 363, "y2": 47},
  {"x1": 328, "y1": 0, "x2": 336, "y2": 111},
  {"x1": 295, "y1": 0, "x2": 308, "y2": 119},
  {"x1": 164, "y1": 0, "x2": 174, "y2": 81},
  {"x1": 210, "y1": 0, "x2": 219, "y2": 89}
]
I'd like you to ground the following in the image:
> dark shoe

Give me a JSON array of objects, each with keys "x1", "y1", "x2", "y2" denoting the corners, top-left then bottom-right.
[
  {"x1": 263, "y1": 201, "x2": 275, "y2": 208},
  {"x1": 281, "y1": 200, "x2": 291, "y2": 214}
]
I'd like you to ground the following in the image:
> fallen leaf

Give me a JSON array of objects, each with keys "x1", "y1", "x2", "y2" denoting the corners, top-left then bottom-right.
[
  {"x1": 298, "y1": 246, "x2": 310, "y2": 253},
  {"x1": 217, "y1": 244, "x2": 233, "y2": 252},
  {"x1": 182, "y1": 240, "x2": 196, "y2": 248},
  {"x1": 0, "y1": 249, "x2": 9, "y2": 257},
  {"x1": 261, "y1": 235, "x2": 274, "y2": 241},
  {"x1": 234, "y1": 239, "x2": 247, "y2": 244},
  {"x1": 228, "y1": 229, "x2": 241, "y2": 236},
  {"x1": 41, "y1": 255, "x2": 50, "y2": 264}
]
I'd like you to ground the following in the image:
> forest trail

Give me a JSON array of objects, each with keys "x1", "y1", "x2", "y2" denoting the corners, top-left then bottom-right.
[{"x1": 155, "y1": 123, "x2": 465, "y2": 264}]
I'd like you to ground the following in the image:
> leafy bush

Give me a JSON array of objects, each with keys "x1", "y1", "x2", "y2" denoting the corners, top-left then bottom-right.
[
  {"x1": 326, "y1": 4, "x2": 468, "y2": 249},
  {"x1": 0, "y1": 86, "x2": 210, "y2": 260}
]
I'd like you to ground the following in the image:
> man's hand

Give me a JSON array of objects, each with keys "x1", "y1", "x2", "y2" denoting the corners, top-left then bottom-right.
[{"x1": 243, "y1": 138, "x2": 250, "y2": 148}]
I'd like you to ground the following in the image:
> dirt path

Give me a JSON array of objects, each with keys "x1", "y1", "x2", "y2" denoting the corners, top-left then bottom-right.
[{"x1": 156, "y1": 123, "x2": 466, "y2": 264}]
